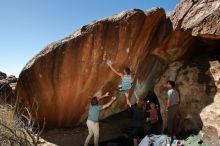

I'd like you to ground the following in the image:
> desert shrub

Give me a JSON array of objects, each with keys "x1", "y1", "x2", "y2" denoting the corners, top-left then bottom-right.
[{"x1": 0, "y1": 102, "x2": 44, "y2": 146}]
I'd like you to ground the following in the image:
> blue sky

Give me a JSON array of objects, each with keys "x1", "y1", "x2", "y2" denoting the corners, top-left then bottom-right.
[{"x1": 0, "y1": 0, "x2": 180, "y2": 76}]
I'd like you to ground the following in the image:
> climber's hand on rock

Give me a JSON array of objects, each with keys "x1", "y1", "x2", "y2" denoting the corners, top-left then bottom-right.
[
  {"x1": 112, "y1": 96, "x2": 116, "y2": 101},
  {"x1": 104, "y1": 92, "x2": 110, "y2": 97},
  {"x1": 107, "y1": 60, "x2": 112, "y2": 66}
]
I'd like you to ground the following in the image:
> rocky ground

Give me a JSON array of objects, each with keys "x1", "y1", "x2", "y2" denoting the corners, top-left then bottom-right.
[{"x1": 39, "y1": 110, "x2": 133, "y2": 146}]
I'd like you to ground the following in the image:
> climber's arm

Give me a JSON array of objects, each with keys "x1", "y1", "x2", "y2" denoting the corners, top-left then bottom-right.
[
  {"x1": 102, "y1": 97, "x2": 116, "y2": 109},
  {"x1": 165, "y1": 99, "x2": 170, "y2": 111},
  {"x1": 107, "y1": 63, "x2": 123, "y2": 77},
  {"x1": 98, "y1": 92, "x2": 110, "y2": 100}
]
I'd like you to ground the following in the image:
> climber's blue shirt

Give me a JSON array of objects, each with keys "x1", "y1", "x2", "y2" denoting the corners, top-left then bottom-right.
[
  {"x1": 118, "y1": 75, "x2": 132, "y2": 91},
  {"x1": 87, "y1": 104, "x2": 103, "y2": 122}
]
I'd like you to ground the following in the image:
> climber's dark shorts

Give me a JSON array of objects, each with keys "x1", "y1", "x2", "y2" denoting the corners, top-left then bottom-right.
[
  {"x1": 118, "y1": 89, "x2": 130, "y2": 94},
  {"x1": 118, "y1": 83, "x2": 133, "y2": 93},
  {"x1": 118, "y1": 86, "x2": 131, "y2": 94},
  {"x1": 130, "y1": 127, "x2": 145, "y2": 139}
]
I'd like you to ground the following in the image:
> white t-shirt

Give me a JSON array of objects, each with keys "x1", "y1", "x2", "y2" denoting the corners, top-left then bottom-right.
[{"x1": 167, "y1": 88, "x2": 180, "y2": 107}]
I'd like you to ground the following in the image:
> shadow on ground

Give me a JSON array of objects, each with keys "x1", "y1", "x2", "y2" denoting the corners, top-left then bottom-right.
[{"x1": 41, "y1": 110, "x2": 134, "y2": 146}]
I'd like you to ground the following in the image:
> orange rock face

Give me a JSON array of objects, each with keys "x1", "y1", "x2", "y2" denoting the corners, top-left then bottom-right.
[
  {"x1": 153, "y1": 0, "x2": 220, "y2": 62},
  {"x1": 16, "y1": 9, "x2": 167, "y2": 127}
]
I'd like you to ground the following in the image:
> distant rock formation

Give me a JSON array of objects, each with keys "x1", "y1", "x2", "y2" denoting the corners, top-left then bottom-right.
[
  {"x1": 0, "y1": 72, "x2": 17, "y2": 103},
  {"x1": 6, "y1": 75, "x2": 17, "y2": 92},
  {"x1": 0, "y1": 71, "x2": 7, "y2": 80}
]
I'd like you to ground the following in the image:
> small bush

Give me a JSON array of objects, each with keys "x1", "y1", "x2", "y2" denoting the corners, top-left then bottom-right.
[{"x1": 0, "y1": 103, "x2": 44, "y2": 146}]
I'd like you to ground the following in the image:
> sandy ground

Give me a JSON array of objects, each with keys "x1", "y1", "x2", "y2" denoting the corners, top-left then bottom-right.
[{"x1": 39, "y1": 110, "x2": 133, "y2": 146}]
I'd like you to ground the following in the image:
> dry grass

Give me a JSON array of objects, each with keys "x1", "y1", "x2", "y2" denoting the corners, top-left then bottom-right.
[{"x1": 0, "y1": 102, "x2": 44, "y2": 146}]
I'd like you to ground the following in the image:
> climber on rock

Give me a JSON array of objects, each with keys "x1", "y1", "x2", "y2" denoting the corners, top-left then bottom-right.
[
  {"x1": 165, "y1": 80, "x2": 180, "y2": 144},
  {"x1": 84, "y1": 93, "x2": 116, "y2": 146},
  {"x1": 107, "y1": 61, "x2": 133, "y2": 94},
  {"x1": 125, "y1": 92, "x2": 146, "y2": 146}
]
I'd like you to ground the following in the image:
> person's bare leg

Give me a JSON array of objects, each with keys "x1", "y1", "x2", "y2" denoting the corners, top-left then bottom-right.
[
  {"x1": 125, "y1": 92, "x2": 129, "y2": 98},
  {"x1": 133, "y1": 138, "x2": 138, "y2": 146},
  {"x1": 124, "y1": 92, "x2": 128, "y2": 98}
]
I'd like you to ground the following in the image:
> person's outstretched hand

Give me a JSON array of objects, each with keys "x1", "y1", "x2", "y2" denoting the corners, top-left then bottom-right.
[
  {"x1": 112, "y1": 96, "x2": 116, "y2": 101},
  {"x1": 107, "y1": 60, "x2": 112, "y2": 66},
  {"x1": 104, "y1": 92, "x2": 110, "y2": 97}
]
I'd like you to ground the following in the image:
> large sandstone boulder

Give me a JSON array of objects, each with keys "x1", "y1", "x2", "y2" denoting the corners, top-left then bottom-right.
[
  {"x1": 199, "y1": 60, "x2": 220, "y2": 146},
  {"x1": 16, "y1": 8, "x2": 167, "y2": 127},
  {"x1": 15, "y1": 3, "x2": 220, "y2": 144}
]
